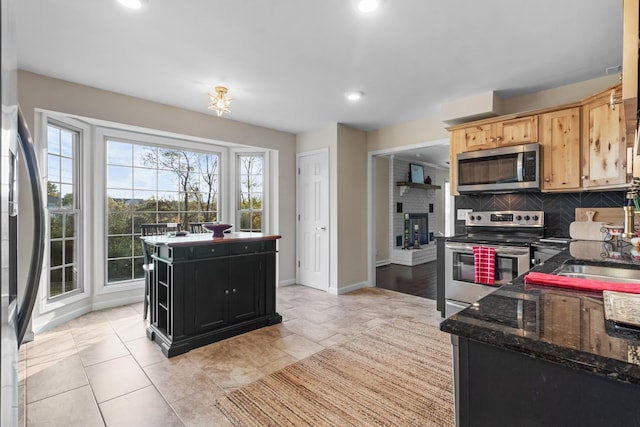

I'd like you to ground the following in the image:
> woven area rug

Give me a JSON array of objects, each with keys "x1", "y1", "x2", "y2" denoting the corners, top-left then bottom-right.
[{"x1": 216, "y1": 319, "x2": 454, "y2": 426}]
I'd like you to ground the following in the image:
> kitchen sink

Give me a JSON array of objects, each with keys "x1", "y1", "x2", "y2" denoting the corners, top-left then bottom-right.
[{"x1": 552, "y1": 261, "x2": 640, "y2": 283}]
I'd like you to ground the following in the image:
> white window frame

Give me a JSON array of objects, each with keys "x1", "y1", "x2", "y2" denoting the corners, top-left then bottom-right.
[
  {"x1": 94, "y1": 127, "x2": 229, "y2": 294},
  {"x1": 36, "y1": 112, "x2": 92, "y2": 314},
  {"x1": 231, "y1": 149, "x2": 270, "y2": 233}
]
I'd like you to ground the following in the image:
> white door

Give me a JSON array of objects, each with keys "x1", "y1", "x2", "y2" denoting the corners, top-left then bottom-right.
[{"x1": 297, "y1": 149, "x2": 329, "y2": 291}]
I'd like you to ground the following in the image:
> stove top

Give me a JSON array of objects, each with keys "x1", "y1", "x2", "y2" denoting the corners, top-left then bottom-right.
[
  {"x1": 465, "y1": 210, "x2": 544, "y2": 228},
  {"x1": 453, "y1": 210, "x2": 546, "y2": 246}
]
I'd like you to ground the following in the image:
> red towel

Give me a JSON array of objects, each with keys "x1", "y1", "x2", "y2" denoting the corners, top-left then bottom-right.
[
  {"x1": 473, "y1": 246, "x2": 496, "y2": 285},
  {"x1": 524, "y1": 271, "x2": 640, "y2": 294}
]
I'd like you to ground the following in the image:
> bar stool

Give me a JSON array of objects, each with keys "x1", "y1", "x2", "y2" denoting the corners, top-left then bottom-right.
[
  {"x1": 189, "y1": 222, "x2": 206, "y2": 233},
  {"x1": 140, "y1": 223, "x2": 180, "y2": 319}
]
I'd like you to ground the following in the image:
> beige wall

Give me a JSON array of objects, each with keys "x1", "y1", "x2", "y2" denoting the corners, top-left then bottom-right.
[
  {"x1": 375, "y1": 156, "x2": 390, "y2": 263},
  {"x1": 501, "y1": 74, "x2": 620, "y2": 114},
  {"x1": 295, "y1": 124, "x2": 368, "y2": 293},
  {"x1": 367, "y1": 115, "x2": 449, "y2": 153},
  {"x1": 336, "y1": 124, "x2": 367, "y2": 289},
  {"x1": 18, "y1": 70, "x2": 297, "y2": 286}
]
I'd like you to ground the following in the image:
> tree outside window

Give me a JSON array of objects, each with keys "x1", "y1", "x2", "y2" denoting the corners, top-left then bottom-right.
[
  {"x1": 238, "y1": 154, "x2": 263, "y2": 232},
  {"x1": 106, "y1": 140, "x2": 219, "y2": 283}
]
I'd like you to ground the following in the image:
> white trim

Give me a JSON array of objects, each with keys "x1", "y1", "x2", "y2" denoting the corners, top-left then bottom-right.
[
  {"x1": 375, "y1": 259, "x2": 391, "y2": 268},
  {"x1": 35, "y1": 112, "x2": 93, "y2": 316},
  {"x1": 30, "y1": 108, "x2": 279, "y2": 334},
  {"x1": 328, "y1": 281, "x2": 371, "y2": 295},
  {"x1": 367, "y1": 138, "x2": 449, "y2": 291},
  {"x1": 277, "y1": 278, "x2": 297, "y2": 287}
]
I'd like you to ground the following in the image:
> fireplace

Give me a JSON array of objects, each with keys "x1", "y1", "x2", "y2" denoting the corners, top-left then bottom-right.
[{"x1": 405, "y1": 213, "x2": 429, "y2": 247}]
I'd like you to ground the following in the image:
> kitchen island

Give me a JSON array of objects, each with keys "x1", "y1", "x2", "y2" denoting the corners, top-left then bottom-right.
[
  {"x1": 440, "y1": 241, "x2": 640, "y2": 426},
  {"x1": 144, "y1": 232, "x2": 282, "y2": 357}
]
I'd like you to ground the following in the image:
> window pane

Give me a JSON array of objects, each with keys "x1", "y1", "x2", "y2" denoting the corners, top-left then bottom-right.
[
  {"x1": 133, "y1": 145, "x2": 156, "y2": 167},
  {"x1": 107, "y1": 188, "x2": 133, "y2": 201},
  {"x1": 65, "y1": 213, "x2": 75, "y2": 238},
  {"x1": 60, "y1": 131, "x2": 74, "y2": 157},
  {"x1": 108, "y1": 212, "x2": 133, "y2": 235},
  {"x1": 50, "y1": 213, "x2": 63, "y2": 239},
  {"x1": 133, "y1": 168, "x2": 157, "y2": 190},
  {"x1": 108, "y1": 236, "x2": 133, "y2": 258},
  {"x1": 107, "y1": 165, "x2": 132, "y2": 188},
  {"x1": 107, "y1": 141, "x2": 133, "y2": 166},
  {"x1": 64, "y1": 240, "x2": 74, "y2": 265},
  {"x1": 157, "y1": 170, "x2": 178, "y2": 191},
  {"x1": 64, "y1": 266, "x2": 78, "y2": 293},
  {"x1": 48, "y1": 154, "x2": 60, "y2": 182},
  {"x1": 108, "y1": 259, "x2": 132, "y2": 282},
  {"x1": 107, "y1": 141, "x2": 219, "y2": 284},
  {"x1": 50, "y1": 269, "x2": 63, "y2": 297},
  {"x1": 60, "y1": 184, "x2": 74, "y2": 208},
  {"x1": 133, "y1": 239, "x2": 143, "y2": 257},
  {"x1": 50, "y1": 241, "x2": 63, "y2": 267},
  {"x1": 48, "y1": 127, "x2": 60, "y2": 154},
  {"x1": 47, "y1": 123, "x2": 81, "y2": 300},
  {"x1": 133, "y1": 258, "x2": 144, "y2": 279},
  {"x1": 60, "y1": 157, "x2": 73, "y2": 183}
]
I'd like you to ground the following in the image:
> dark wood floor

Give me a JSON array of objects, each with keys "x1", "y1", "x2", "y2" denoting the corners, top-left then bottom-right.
[{"x1": 376, "y1": 261, "x2": 437, "y2": 300}]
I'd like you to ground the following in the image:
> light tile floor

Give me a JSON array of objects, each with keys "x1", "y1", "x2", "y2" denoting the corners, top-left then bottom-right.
[{"x1": 22, "y1": 285, "x2": 444, "y2": 426}]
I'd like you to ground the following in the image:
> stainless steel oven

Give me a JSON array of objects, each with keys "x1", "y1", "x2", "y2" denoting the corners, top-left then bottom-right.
[
  {"x1": 444, "y1": 242, "x2": 531, "y2": 317},
  {"x1": 443, "y1": 210, "x2": 544, "y2": 317}
]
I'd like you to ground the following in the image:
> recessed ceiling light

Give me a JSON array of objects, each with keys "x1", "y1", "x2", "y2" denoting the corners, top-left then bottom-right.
[
  {"x1": 345, "y1": 91, "x2": 364, "y2": 101},
  {"x1": 358, "y1": 0, "x2": 379, "y2": 13},
  {"x1": 118, "y1": 0, "x2": 147, "y2": 10}
]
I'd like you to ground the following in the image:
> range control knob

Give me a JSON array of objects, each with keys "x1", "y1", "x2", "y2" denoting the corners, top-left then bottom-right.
[
  {"x1": 475, "y1": 215, "x2": 482, "y2": 221},
  {"x1": 524, "y1": 215, "x2": 531, "y2": 221},
  {"x1": 515, "y1": 215, "x2": 522, "y2": 221},
  {"x1": 469, "y1": 215, "x2": 475, "y2": 221},
  {"x1": 532, "y1": 215, "x2": 539, "y2": 221}
]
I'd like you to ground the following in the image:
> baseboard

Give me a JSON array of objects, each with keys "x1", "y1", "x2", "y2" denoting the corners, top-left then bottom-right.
[
  {"x1": 278, "y1": 278, "x2": 297, "y2": 287},
  {"x1": 33, "y1": 294, "x2": 141, "y2": 335},
  {"x1": 376, "y1": 259, "x2": 391, "y2": 267},
  {"x1": 329, "y1": 281, "x2": 372, "y2": 295}
]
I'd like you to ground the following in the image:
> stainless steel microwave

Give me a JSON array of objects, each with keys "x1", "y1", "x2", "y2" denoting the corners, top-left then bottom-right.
[{"x1": 457, "y1": 143, "x2": 540, "y2": 194}]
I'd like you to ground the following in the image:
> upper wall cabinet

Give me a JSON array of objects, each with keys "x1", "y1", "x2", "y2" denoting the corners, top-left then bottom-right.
[
  {"x1": 581, "y1": 85, "x2": 628, "y2": 189},
  {"x1": 540, "y1": 107, "x2": 581, "y2": 191},
  {"x1": 458, "y1": 116, "x2": 539, "y2": 152}
]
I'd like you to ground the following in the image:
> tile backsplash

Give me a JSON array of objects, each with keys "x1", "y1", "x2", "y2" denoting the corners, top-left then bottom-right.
[{"x1": 455, "y1": 191, "x2": 626, "y2": 237}]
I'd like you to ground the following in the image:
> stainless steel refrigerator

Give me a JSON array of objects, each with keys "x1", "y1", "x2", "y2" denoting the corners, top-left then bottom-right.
[{"x1": 1, "y1": 0, "x2": 45, "y2": 424}]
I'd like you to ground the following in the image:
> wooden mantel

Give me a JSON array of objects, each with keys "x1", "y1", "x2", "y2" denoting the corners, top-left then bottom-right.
[{"x1": 396, "y1": 181, "x2": 441, "y2": 196}]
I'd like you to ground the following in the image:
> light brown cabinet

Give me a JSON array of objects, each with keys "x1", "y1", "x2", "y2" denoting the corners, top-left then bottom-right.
[
  {"x1": 540, "y1": 107, "x2": 581, "y2": 191},
  {"x1": 449, "y1": 128, "x2": 466, "y2": 196},
  {"x1": 581, "y1": 86, "x2": 628, "y2": 189},
  {"x1": 448, "y1": 85, "x2": 632, "y2": 193},
  {"x1": 623, "y1": 0, "x2": 638, "y2": 140},
  {"x1": 457, "y1": 116, "x2": 539, "y2": 153}
]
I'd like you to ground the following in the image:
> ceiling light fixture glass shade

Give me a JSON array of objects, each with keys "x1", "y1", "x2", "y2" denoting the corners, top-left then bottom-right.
[
  {"x1": 208, "y1": 86, "x2": 232, "y2": 117},
  {"x1": 345, "y1": 90, "x2": 364, "y2": 101},
  {"x1": 358, "y1": 0, "x2": 379, "y2": 13},
  {"x1": 118, "y1": 0, "x2": 147, "y2": 10}
]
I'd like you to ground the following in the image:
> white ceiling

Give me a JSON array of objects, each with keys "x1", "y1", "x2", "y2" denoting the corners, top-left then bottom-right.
[{"x1": 15, "y1": 0, "x2": 622, "y2": 167}]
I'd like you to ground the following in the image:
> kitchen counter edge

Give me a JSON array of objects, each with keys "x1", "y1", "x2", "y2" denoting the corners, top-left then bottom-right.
[{"x1": 440, "y1": 244, "x2": 640, "y2": 385}]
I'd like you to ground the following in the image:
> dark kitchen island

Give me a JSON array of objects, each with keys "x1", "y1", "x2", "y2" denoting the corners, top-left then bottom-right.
[
  {"x1": 143, "y1": 232, "x2": 282, "y2": 357},
  {"x1": 440, "y1": 241, "x2": 640, "y2": 427}
]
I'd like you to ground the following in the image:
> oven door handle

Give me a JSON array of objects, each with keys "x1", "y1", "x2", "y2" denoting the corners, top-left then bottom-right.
[{"x1": 445, "y1": 242, "x2": 530, "y2": 256}]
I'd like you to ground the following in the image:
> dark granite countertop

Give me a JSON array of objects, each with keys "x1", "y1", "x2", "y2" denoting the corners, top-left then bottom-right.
[
  {"x1": 440, "y1": 239, "x2": 640, "y2": 385},
  {"x1": 143, "y1": 232, "x2": 281, "y2": 247}
]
